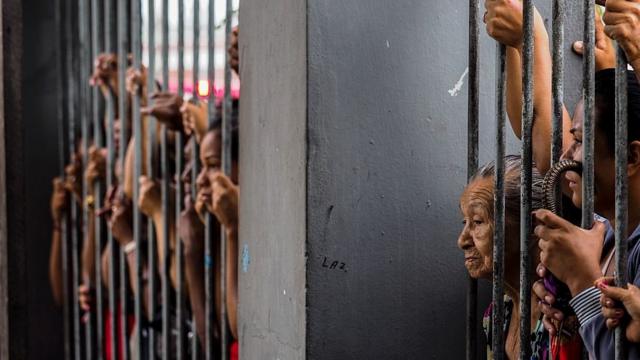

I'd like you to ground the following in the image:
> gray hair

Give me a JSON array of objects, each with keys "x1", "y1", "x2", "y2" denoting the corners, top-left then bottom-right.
[{"x1": 471, "y1": 155, "x2": 544, "y2": 228}]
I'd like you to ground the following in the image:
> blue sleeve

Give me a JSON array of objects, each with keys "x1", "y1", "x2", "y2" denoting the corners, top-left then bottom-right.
[{"x1": 576, "y1": 244, "x2": 640, "y2": 359}]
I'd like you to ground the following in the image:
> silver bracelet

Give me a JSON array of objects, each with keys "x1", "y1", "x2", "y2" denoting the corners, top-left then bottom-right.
[{"x1": 123, "y1": 241, "x2": 137, "y2": 255}]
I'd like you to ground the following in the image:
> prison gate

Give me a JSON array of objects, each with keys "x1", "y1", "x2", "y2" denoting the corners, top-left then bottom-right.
[{"x1": 0, "y1": 0, "x2": 635, "y2": 359}]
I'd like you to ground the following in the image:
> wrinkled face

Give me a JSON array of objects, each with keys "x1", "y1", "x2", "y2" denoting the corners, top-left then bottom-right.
[
  {"x1": 561, "y1": 101, "x2": 616, "y2": 213},
  {"x1": 457, "y1": 179, "x2": 494, "y2": 279}
]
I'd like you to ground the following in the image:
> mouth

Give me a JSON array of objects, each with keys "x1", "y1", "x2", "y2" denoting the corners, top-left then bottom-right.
[
  {"x1": 464, "y1": 256, "x2": 479, "y2": 264},
  {"x1": 564, "y1": 172, "x2": 580, "y2": 189}
]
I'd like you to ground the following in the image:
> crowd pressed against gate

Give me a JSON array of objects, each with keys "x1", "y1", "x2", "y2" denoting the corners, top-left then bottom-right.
[
  {"x1": 459, "y1": 0, "x2": 640, "y2": 359},
  {"x1": 47, "y1": 0, "x2": 640, "y2": 359}
]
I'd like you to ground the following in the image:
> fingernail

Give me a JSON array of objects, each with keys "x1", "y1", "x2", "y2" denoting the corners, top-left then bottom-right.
[
  {"x1": 599, "y1": 283, "x2": 608, "y2": 290},
  {"x1": 554, "y1": 313, "x2": 564, "y2": 320},
  {"x1": 574, "y1": 42, "x2": 583, "y2": 50},
  {"x1": 545, "y1": 295, "x2": 553, "y2": 304},
  {"x1": 606, "y1": 300, "x2": 613, "y2": 307},
  {"x1": 616, "y1": 310, "x2": 624, "y2": 317}
]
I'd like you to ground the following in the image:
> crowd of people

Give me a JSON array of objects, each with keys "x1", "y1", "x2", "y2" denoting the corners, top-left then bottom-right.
[
  {"x1": 459, "y1": 0, "x2": 640, "y2": 359},
  {"x1": 48, "y1": 18, "x2": 241, "y2": 360}
]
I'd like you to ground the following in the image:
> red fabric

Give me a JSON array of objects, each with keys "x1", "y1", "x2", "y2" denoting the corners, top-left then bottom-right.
[
  {"x1": 104, "y1": 306, "x2": 135, "y2": 360},
  {"x1": 231, "y1": 341, "x2": 239, "y2": 360}
]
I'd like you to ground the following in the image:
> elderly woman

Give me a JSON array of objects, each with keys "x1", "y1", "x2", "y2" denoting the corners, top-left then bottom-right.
[{"x1": 458, "y1": 155, "x2": 546, "y2": 359}]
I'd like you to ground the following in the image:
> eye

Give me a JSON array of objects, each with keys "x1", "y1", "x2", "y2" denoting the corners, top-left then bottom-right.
[
  {"x1": 461, "y1": 219, "x2": 467, "y2": 225},
  {"x1": 473, "y1": 219, "x2": 484, "y2": 226}
]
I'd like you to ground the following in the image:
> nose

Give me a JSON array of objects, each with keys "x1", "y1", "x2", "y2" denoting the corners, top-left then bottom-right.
[
  {"x1": 560, "y1": 144, "x2": 574, "y2": 161},
  {"x1": 196, "y1": 167, "x2": 208, "y2": 191},
  {"x1": 457, "y1": 224, "x2": 473, "y2": 251}
]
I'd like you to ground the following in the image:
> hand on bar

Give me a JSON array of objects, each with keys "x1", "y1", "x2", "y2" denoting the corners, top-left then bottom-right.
[
  {"x1": 137, "y1": 176, "x2": 161, "y2": 218},
  {"x1": 108, "y1": 192, "x2": 134, "y2": 247},
  {"x1": 602, "y1": 0, "x2": 640, "y2": 71},
  {"x1": 209, "y1": 172, "x2": 239, "y2": 229},
  {"x1": 572, "y1": 9, "x2": 616, "y2": 72},
  {"x1": 483, "y1": 0, "x2": 544, "y2": 51},
  {"x1": 180, "y1": 101, "x2": 208, "y2": 143},
  {"x1": 64, "y1": 153, "x2": 83, "y2": 204},
  {"x1": 85, "y1": 145, "x2": 107, "y2": 188},
  {"x1": 532, "y1": 264, "x2": 563, "y2": 336},
  {"x1": 50, "y1": 177, "x2": 69, "y2": 227},
  {"x1": 90, "y1": 53, "x2": 119, "y2": 99},
  {"x1": 141, "y1": 92, "x2": 185, "y2": 131},
  {"x1": 534, "y1": 209, "x2": 606, "y2": 296},
  {"x1": 126, "y1": 64, "x2": 149, "y2": 105},
  {"x1": 596, "y1": 277, "x2": 640, "y2": 342}
]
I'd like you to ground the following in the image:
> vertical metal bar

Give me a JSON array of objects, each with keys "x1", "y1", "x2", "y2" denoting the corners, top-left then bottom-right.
[
  {"x1": 191, "y1": 2, "x2": 202, "y2": 356},
  {"x1": 66, "y1": 0, "x2": 81, "y2": 357},
  {"x1": 519, "y1": 1, "x2": 534, "y2": 359},
  {"x1": 551, "y1": 0, "x2": 565, "y2": 167},
  {"x1": 160, "y1": 0, "x2": 171, "y2": 357},
  {"x1": 80, "y1": 0, "x2": 95, "y2": 357},
  {"x1": 581, "y1": 0, "x2": 595, "y2": 229},
  {"x1": 492, "y1": 43, "x2": 507, "y2": 360},
  {"x1": 614, "y1": 48, "x2": 629, "y2": 360},
  {"x1": 206, "y1": 0, "x2": 217, "y2": 357},
  {"x1": 176, "y1": 0, "x2": 186, "y2": 357},
  {"x1": 146, "y1": 0, "x2": 158, "y2": 357},
  {"x1": 131, "y1": 0, "x2": 145, "y2": 355},
  {"x1": 57, "y1": 0, "x2": 72, "y2": 358},
  {"x1": 466, "y1": 1, "x2": 479, "y2": 359},
  {"x1": 117, "y1": 0, "x2": 130, "y2": 357},
  {"x1": 220, "y1": 0, "x2": 233, "y2": 357},
  {"x1": 103, "y1": 0, "x2": 119, "y2": 358},
  {"x1": 91, "y1": 0, "x2": 106, "y2": 357}
]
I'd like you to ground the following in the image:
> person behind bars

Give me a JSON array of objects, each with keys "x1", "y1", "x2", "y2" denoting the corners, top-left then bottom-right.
[
  {"x1": 458, "y1": 155, "x2": 552, "y2": 359},
  {"x1": 485, "y1": 0, "x2": 640, "y2": 358}
]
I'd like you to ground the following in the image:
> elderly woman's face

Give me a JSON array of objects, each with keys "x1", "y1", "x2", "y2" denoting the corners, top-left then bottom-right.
[{"x1": 457, "y1": 179, "x2": 493, "y2": 279}]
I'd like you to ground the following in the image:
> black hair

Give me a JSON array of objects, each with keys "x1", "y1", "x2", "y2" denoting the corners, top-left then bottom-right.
[
  {"x1": 594, "y1": 69, "x2": 640, "y2": 155},
  {"x1": 209, "y1": 98, "x2": 239, "y2": 162}
]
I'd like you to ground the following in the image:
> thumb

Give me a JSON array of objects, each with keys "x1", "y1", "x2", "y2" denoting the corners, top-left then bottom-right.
[
  {"x1": 572, "y1": 41, "x2": 584, "y2": 55},
  {"x1": 599, "y1": 282, "x2": 630, "y2": 302}
]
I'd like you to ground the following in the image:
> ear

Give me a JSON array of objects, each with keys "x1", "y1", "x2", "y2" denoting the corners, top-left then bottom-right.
[{"x1": 627, "y1": 141, "x2": 640, "y2": 177}]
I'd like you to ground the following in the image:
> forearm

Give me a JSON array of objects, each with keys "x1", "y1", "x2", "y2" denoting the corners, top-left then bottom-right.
[
  {"x1": 506, "y1": 46, "x2": 523, "y2": 139},
  {"x1": 184, "y1": 246, "x2": 206, "y2": 346},
  {"x1": 225, "y1": 226, "x2": 238, "y2": 340},
  {"x1": 49, "y1": 228, "x2": 63, "y2": 305},
  {"x1": 81, "y1": 213, "x2": 96, "y2": 285}
]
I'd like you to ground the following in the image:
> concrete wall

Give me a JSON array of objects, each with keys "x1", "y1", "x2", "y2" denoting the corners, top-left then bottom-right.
[
  {"x1": 239, "y1": 1, "x2": 585, "y2": 358},
  {"x1": 237, "y1": 0, "x2": 307, "y2": 358}
]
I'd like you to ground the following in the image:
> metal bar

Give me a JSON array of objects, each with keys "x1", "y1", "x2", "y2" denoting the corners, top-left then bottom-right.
[
  {"x1": 551, "y1": 0, "x2": 565, "y2": 166},
  {"x1": 519, "y1": 1, "x2": 534, "y2": 358},
  {"x1": 103, "y1": 0, "x2": 119, "y2": 358},
  {"x1": 91, "y1": 0, "x2": 106, "y2": 357},
  {"x1": 160, "y1": 0, "x2": 171, "y2": 357},
  {"x1": 614, "y1": 47, "x2": 629, "y2": 360},
  {"x1": 220, "y1": 0, "x2": 234, "y2": 357},
  {"x1": 131, "y1": 0, "x2": 145, "y2": 355},
  {"x1": 466, "y1": 0, "x2": 479, "y2": 358},
  {"x1": 66, "y1": 0, "x2": 81, "y2": 357},
  {"x1": 492, "y1": 43, "x2": 507, "y2": 360},
  {"x1": 176, "y1": 0, "x2": 186, "y2": 357},
  {"x1": 79, "y1": 0, "x2": 95, "y2": 356},
  {"x1": 117, "y1": 0, "x2": 131, "y2": 357},
  {"x1": 581, "y1": 0, "x2": 595, "y2": 229},
  {"x1": 146, "y1": 0, "x2": 158, "y2": 357},
  {"x1": 57, "y1": 0, "x2": 72, "y2": 357},
  {"x1": 192, "y1": 0, "x2": 200, "y2": 102},
  {"x1": 206, "y1": 0, "x2": 217, "y2": 357}
]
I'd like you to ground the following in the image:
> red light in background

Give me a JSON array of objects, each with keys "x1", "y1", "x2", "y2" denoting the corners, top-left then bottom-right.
[{"x1": 197, "y1": 80, "x2": 210, "y2": 98}]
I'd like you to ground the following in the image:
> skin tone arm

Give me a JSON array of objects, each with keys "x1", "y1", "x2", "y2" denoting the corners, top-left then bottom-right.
[
  {"x1": 138, "y1": 176, "x2": 178, "y2": 289},
  {"x1": 49, "y1": 177, "x2": 68, "y2": 305},
  {"x1": 485, "y1": 0, "x2": 572, "y2": 174},
  {"x1": 180, "y1": 195, "x2": 208, "y2": 345}
]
